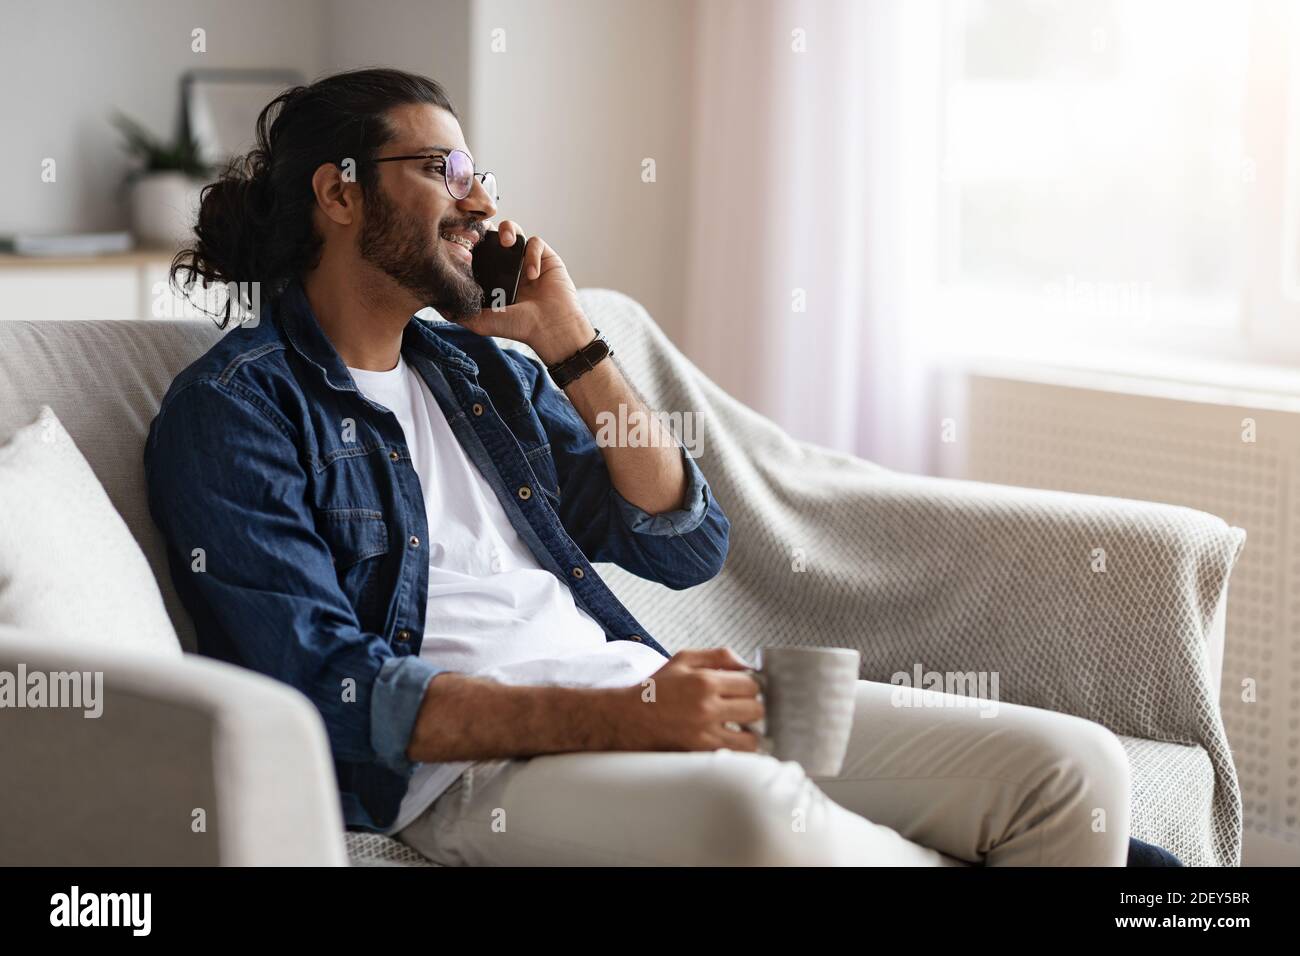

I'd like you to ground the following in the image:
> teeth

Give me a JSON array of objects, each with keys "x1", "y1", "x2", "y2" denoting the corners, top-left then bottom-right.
[{"x1": 441, "y1": 233, "x2": 473, "y2": 250}]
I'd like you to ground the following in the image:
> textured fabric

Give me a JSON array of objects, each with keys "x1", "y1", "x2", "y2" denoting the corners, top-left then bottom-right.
[
  {"x1": 0, "y1": 406, "x2": 180, "y2": 658},
  {"x1": 1118, "y1": 736, "x2": 1216, "y2": 860},
  {"x1": 552, "y1": 290, "x2": 1247, "y2": 867},
  {"x1": 0, "y1": 290, "x2": 1245, "y2": 866},
  {"x1": 345, "y1": 830, "x2": 438, "y2": 867}
]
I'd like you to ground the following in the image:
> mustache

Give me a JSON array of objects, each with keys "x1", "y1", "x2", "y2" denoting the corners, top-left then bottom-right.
[{"x1": 441, "y1": 221, "x2": 486, "y2": 242}]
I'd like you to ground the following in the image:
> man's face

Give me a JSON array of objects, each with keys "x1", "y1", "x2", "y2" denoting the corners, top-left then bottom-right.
[{"x1": 356, "y1": 103, "x2": 496, "y2": 322}]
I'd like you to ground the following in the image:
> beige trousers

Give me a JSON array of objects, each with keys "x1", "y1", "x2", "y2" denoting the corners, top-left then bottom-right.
[{"x1": 396, "y1": 678, "x2": 1131, "y2": 866}]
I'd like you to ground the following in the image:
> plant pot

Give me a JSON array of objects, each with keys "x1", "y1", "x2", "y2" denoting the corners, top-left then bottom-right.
[{"x1": 129, "y1": 172, "x2": 205, "y2": 248}]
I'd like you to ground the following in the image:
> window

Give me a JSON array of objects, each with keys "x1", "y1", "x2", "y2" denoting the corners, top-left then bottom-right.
[{"x1": 907, "y1": 0, "x2": 1300, "y2": 370}]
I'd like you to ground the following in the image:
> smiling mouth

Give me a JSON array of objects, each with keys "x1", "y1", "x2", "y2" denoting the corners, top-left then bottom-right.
[{"x1": 440, "y1": 232, "x2": 474, "y2": 264}]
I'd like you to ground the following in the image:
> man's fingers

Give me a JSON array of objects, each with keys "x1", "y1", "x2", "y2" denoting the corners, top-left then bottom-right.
[
  {"x1": 712, "y1": 669, "x2": 763, "y2": 698},
  {"x1": 717, "y1": 696, "x2": 765, "y2": 724},
  {"x1": 525, "y1": 235, "x2": 544, "y2": 280}
]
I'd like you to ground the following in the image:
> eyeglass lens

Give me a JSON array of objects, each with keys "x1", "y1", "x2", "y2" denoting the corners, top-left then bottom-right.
[{"x1": 446, "y1": 149, "x2": 497, "y2": 202}]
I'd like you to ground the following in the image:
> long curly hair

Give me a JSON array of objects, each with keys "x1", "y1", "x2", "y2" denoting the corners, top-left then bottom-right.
[{"x1": 170, "y1": 68, "x2": 458, "y2": 327}]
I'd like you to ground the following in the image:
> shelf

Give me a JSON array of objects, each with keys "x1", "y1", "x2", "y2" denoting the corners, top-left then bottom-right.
[{"x1": 0, "y1": 246, "x2": 179, "y2": 270}]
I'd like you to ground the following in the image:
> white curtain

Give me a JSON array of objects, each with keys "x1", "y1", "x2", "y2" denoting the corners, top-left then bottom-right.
[{"x1": 679, "y1": 0, "x2": 933, "y2": 474}]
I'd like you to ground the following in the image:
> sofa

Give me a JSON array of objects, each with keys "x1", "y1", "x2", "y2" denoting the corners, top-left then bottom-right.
[{"x1": 0, "y1": 289, "x2": 1246, "y2": 866}]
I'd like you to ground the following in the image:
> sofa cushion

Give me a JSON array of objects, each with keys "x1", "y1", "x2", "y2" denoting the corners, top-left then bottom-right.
[
  {"x1": 0, "y1": 318, "x2": 223, "y2": 652},
  {"x1": 0, "y1": 406, "x2": 180, "y2": 657}
]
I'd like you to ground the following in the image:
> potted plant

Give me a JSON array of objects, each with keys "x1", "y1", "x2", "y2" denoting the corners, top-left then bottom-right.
[{"x1": 111, "y1": 112, "x2": 212, "y2": 248}]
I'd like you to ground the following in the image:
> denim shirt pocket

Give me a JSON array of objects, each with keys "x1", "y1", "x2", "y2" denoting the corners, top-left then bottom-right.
[
  {"x1": 501, "y1": 402, "x2": 562, "y2": 503},
  {"x1": 524, "y1": 444, "x2": 562, "y2": 509},
  {"x1": 316, "y1": 507, "x2": 391, "y2": 627}
]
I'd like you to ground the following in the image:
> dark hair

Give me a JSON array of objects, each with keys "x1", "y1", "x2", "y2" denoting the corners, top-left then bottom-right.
[{"x1": 170, "y1": 68, "x2": 459, "y2": 327}]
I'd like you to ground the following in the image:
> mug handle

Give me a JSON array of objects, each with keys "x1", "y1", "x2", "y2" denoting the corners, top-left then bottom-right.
[{"x1": 732, "y1": 667, "x2": 769, "y2": 747}]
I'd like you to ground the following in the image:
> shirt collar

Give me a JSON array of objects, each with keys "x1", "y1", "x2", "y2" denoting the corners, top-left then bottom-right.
[{"x1": 276, "y1": 277, "x2": 479, "y2": 392}]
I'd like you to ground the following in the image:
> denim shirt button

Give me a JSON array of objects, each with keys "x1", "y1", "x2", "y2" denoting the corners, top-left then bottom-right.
[
  {"x1": 628, "y1": 634, "x2": 643, "y2": 642},
  {"x1": 518, "y1": 485, "x2": 532, "y2": 500},
  {"x1": 408, "y1": 535, "x2": 420, "y2": 548},
  {"x1": 571, "y1": 566, "x2": 584, "y2": 579},
  {"x1": 396, "y1": 629, "x2": 411, "y2": 642},
  {"x1": 389, "y1": 450, "x2": 400, "y2": 462},
  {"x1": 472, "y1": 402, "x2": 484, "y2": 416}
]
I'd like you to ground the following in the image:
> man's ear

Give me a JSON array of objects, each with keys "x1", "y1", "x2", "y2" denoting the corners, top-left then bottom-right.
[{"x1": 310, "y1": 162, "x2": 359, "y2": 227}]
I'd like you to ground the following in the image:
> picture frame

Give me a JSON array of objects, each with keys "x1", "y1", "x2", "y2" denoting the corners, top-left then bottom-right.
[{"x1": 181, "y1": 68, "x2": 306, "y2": 168}]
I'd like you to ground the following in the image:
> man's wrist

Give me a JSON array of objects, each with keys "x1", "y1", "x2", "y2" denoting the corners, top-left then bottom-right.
[
  {"x1": 530, "y1": 312, "x2": 597, "y2": 366},
  {"x1": 590, "y1": 685, "x2": 631, "y2": 751}
]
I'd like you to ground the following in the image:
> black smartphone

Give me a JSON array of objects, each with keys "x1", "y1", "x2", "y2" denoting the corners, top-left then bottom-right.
[{"x1": 472, "y1": 228, "x2": 528, "y2": 308}]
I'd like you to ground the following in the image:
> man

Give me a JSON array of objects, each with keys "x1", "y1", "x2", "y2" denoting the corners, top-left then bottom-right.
[{"x1": 146, "y1": 68, "x2": 1139, "y2": 865}]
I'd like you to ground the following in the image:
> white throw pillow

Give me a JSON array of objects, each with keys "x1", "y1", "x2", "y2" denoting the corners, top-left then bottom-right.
[{"x1": 0, "y1": 406, "x2": 181, "y2": 657}]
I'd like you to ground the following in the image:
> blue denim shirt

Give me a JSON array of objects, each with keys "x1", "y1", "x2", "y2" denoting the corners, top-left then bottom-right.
[{"x1": 144, "y1": 278, "x2": 730, "y2": 831}]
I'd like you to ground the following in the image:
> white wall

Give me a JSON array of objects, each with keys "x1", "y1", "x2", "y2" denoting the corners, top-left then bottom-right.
[
  {"x1": 322, "y1": 0, "x2": 473, "y2": 135},
  {"x1": 0, "y1": 0, "x2": 327, "y2": 234},
  {"x1": 0, "y1": 0, "x2": 477, "y2": 233},
  {"x1": 467, "y1": 0, "x2": 696, "y2": 341}
]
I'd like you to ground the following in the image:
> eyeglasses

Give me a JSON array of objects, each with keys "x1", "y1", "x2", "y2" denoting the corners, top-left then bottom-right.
[{"x1": 371, "y1": 147, "x2": 498, "y2": 203}]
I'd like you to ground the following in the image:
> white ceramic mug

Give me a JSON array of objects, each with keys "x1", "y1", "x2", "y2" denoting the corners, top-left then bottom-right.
[{"x1": 736, "y1": 646, "x2": 861, "y2": 776}]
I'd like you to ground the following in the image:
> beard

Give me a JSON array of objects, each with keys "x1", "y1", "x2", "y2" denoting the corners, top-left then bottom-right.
[{"x1": 356, "y1": 183, "x2": 483, "y2": 322}]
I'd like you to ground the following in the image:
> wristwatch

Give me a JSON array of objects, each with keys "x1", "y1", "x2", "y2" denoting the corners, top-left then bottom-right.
[{"x1": 545, "y1": 329, "x2": 613, "y2": 389}]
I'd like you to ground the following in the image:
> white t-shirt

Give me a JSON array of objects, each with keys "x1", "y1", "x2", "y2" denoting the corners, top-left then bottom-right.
[{"x1": 346, "y1": 353, "x2": 668, "y2": 834}]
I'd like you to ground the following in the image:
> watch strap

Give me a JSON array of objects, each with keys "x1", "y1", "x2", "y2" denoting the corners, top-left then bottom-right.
[{"x1": 546, "y1": 329, "x2": 613, "y2": 389}]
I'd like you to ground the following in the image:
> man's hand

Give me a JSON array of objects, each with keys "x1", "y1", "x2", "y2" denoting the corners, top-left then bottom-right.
[
  {"x1": 604, "y1": 648, "x2": 766, "y2": 753},
  {"x1": 459, "y1": 219, "x2": 595, "y2": 366}
]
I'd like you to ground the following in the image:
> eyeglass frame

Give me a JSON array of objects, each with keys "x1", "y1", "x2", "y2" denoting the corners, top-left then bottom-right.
[{"x1": 369, "y1": 147, "x2": 498, "y2": 202}]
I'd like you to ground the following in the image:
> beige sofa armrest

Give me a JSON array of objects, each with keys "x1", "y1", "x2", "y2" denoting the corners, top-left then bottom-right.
[{"x1": 0, "y1": 627, "x2": 346, "y2": 865}]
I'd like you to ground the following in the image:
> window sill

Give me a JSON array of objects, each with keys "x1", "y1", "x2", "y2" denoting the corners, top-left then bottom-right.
[{"x1": 932, "y1": 337, "x2": 1300, "y2": 414}]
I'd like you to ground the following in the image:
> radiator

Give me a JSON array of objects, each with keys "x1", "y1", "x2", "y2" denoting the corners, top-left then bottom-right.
[{"x1": 941, "y1": 367, "x2": 1300, "y2": 866}]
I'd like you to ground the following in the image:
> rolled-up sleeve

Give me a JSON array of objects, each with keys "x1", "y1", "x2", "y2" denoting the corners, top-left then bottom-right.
[
  {"x1": 610, "y1": 446, "x2": 711, "y2": 536},
  {"x1": 511, "y1": 351, "x2": 731, "y2": 590},
  {"x1": 370, "y1": 656, "x2": 442, "y2": 772},
  {"x1": 145, "y1": 378, "x2": 441, "y2": 774}
]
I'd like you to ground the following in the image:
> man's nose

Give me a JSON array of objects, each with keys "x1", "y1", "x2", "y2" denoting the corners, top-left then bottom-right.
[{"x1": 458, "y1": 179, "x2": 497, "y2": 219}]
